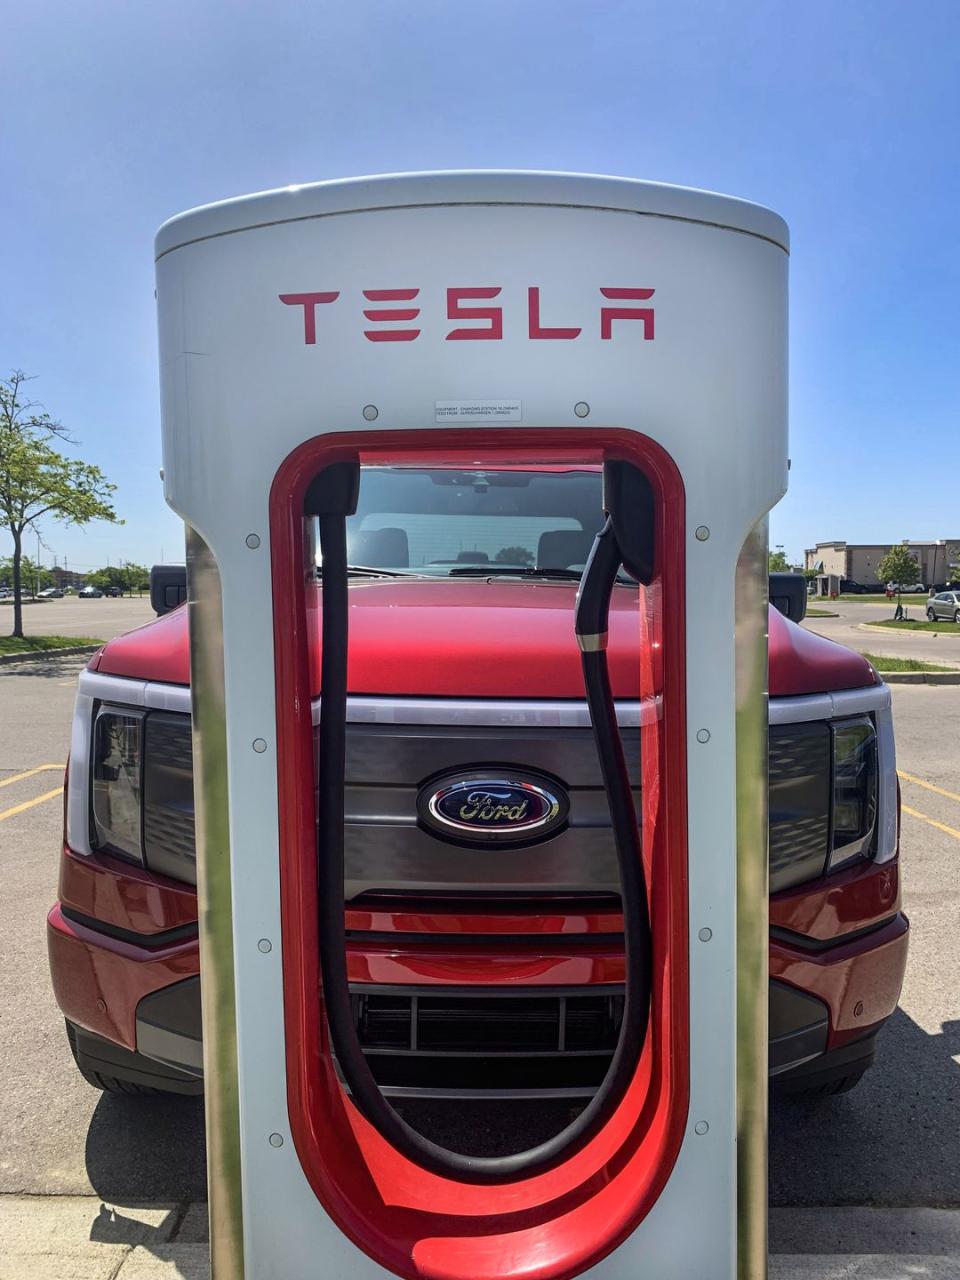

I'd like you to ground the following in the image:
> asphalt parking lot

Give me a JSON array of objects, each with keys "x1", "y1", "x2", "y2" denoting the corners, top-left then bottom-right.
[
  {"x1": 1, "y1": 594, "x2": 155, "y2": 642},
  {"x1": 1, "y1": 611, "x2": 958, "y2": 1214}
]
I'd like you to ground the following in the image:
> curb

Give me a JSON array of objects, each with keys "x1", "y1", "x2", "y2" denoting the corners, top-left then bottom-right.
[
  {"x1": 880, "y1": 671, "x2": 960, "y2": 685},
  {"x1": 859, "y1": 621, "x2": 959, "y2": 637},
  {"x1": 0, "y1": 644, "x2": 102, "y2": 667}
]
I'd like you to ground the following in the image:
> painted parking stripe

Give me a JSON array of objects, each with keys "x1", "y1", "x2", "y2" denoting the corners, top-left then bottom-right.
[
  {"x1": 901, "y1": 803, "x2": 960, "y2": 842},
  {"x1": 0, "y1": 764, "x2": 65, "y2": 789},
  {"x1": 0, "y1": 786, "x2": 64, "y2": 823},
  {"x1": 898, "y1": 769, "x2": 960, "y2": 807}
]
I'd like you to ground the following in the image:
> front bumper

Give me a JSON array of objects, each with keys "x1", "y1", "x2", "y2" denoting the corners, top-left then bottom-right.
[{"x1": 49, "y1": 853, "x2": 910, "y2": 1098}]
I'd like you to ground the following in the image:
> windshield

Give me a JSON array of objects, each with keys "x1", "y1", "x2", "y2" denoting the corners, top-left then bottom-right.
[{"x1": 337, "y1": 466, "x2": 607, "y2": 578}]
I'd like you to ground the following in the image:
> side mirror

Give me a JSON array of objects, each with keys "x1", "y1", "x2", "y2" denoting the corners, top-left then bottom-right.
[
  {"x1": 769, "y1": 573, "x2": 807, "y2": 623},
  {"x1": 150, "y1": 563, "x2": 187, "y2": 616}
]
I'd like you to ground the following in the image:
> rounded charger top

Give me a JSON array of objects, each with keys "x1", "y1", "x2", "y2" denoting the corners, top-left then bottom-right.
[{"x1": 155, "y1": 169, "x2": 789, "y2": 260}]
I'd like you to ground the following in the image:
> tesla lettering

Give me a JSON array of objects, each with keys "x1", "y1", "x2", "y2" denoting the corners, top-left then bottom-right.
[{"x1": 278, "y1": 287, "x2": 656, "y2": 343}]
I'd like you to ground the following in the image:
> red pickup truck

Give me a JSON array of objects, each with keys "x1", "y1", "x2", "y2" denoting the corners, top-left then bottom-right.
[{"x1": 47, "y1": 464, "x2": 908, "y2": 1114}]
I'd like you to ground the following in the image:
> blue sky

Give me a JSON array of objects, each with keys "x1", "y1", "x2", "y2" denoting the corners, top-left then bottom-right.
[{"x1": 3, "y1": 0, "x2": 958, "y2": 572}]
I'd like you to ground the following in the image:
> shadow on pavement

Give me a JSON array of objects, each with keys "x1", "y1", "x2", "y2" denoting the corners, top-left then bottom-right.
[
  {"x1": 85, "y1": 1092, "x2": 207, "y2": 1202},
  {"x1": 0, "y1": 654, "x2": 90, "y2": 681},
  {"x1": 88, "y1": 1201, "x2": 181, "y2": 1248},
  {"x1": 771, "y1": 1009, "x2": 960, "y2": 1206},
  {"x1": 80, "y1": 1009, "x2": 959, "y2": 1210}
]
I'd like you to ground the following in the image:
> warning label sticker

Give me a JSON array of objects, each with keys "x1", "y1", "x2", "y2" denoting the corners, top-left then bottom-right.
[{"x1": 435, "y1": 399, "x2": 523, "y2": 423}]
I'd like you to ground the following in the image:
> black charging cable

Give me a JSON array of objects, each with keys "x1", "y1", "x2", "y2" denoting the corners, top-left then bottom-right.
[{"x1": 310, "y1": 460, "x2": 652, "y2": 1184}]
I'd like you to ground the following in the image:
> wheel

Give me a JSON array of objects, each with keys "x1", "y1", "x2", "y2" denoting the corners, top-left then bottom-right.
[
  {"x1": 65, "y1": 1021, "x2": 201, "y2": 1097},
  {"x1": 954, "y1": 610, "x2": 960, "y2": 624},
  {"x1": 928, "y1": 609, "x2": 937, "y2": 621}
]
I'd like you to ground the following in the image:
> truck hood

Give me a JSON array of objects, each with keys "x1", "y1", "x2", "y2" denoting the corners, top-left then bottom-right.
[{"x1": 91, "y1": 578, "x2": 878, "y2": 699}]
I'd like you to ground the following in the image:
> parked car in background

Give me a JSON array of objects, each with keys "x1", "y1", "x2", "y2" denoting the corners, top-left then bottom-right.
[
  {"x1": 78, "y1": 585, "x2": 103, "y2": 599},
  {"x1": 927, "y1": 591, "x2": 960, "y2": 623},
  {"x1": 102, "y1": 585, "x2": 123, "y2": 598},
  {"x1": 887, "y1": 581, "x2": 926, "y2": 594},
  {"x1": 38, "y1": 587, "x2": 65, "y2": 599}
]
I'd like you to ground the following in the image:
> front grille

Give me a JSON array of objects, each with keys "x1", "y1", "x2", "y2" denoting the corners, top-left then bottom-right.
[
  {"x1": 351, "y1": 986, "x2": 624, "y2": 1097},
  {"x1": 139, "y1": 706, "x2": 840, "y2": 898},
  {"x1": 337, "y1": 720, "x2": 637, "y2": 898}
]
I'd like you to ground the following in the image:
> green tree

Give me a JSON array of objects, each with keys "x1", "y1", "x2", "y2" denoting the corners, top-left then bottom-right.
[
  {"x1": 126, "y1": 565, "x2": 151, "y2": 593},
  {"x1": 123, "y1": 562, "x2": 150, "y2": 595},
  {"x1": 0, "y1": 371, "x2": 120, "y2": 637},
  {"x1": 87, "y1": 566, "x2": 123, "y2": 593},
  {"x1": 768, "y1": 549, "x2": 791, "y2": 573},
  {"x1": 0, "y1": 555, "x2": 54, "y2": 594},
  {"x1": 87, "y1": 562, "x2": 150, "y2": 596},
  {"x1": 495, "y1": 545, "x2": 535, "y2": 565},
  {"x1": 877, "y1": 544, "x2": 921, "y2": 611}
]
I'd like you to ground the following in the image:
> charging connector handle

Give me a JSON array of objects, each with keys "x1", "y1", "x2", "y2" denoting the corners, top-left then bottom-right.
[{"x1": 312, "y1": 460, "x2": 652, "y2": 1184}]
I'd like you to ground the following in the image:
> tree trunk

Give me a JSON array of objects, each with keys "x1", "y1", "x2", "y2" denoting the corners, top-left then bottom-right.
[{"x1": 11, "y1": 528, "x2": 23, "y2": 639}]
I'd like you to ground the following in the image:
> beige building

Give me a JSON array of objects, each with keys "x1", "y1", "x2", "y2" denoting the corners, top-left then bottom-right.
[{"x1": 804, "y1": 540, "x2": 960, "y2": 588}]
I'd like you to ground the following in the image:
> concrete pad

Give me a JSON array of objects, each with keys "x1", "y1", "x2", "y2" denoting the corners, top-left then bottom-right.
[
  {"x1": 0, "y1": 1196, "x2": 178, "y2": 1251},
  {"x1": 116, "y1": 1246, "x2": 210, "y2": 1278},
  {"x1": 771, "y1": 1259, "x2": 959, "y2": 1279},
  {"x1": 0, "y1": 1259, "x2": 119, "y2": 1280}
]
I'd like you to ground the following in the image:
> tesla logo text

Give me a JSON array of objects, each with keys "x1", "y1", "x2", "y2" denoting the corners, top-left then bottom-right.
[{"x1": 278, "y1": 287, "x2": 655, "y2": 344}]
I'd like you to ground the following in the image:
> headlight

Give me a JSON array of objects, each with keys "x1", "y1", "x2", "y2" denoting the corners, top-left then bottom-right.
[
  {"x1": 768, "y1": 714, "x2": 879, "y2": 893},
  {"x1": 829, "y1": 716, "x2": 878, "y2": 871},
  {"x1": 92, "y1": 707, "x2": 144, "y2": 863}
]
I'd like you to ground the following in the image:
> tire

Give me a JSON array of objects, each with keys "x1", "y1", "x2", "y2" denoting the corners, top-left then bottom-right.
[
  {"x1": 928, "y1": 609, "x2": 937, "y2": 621},
  {"x1": 65, "y1": 1021, "x2": 201, "y2": 1098},
  {"x1": 954, "y1": 610, "x2": 960, "y2": 624},
  {"x1": 773, "y1": 1029, "x2": 877, "y2": 1100},
  {"x1": 781, "y1": 1068, "x2": 868, "y2": 1099}
]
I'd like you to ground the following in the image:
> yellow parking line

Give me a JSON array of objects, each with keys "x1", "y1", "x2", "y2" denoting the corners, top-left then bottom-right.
[
  {"x1": 0, "y1": 786, "x2": 64, "y2": 822},
  {"x1": 901, "y1": 803, "x2": 960, "y2": 842},
  {"x1": 898, "y1": 769, "x2": 960, "y2": 806},
  {"x1": 0, "y1": 764, "x2": 65, "y2": 789}
]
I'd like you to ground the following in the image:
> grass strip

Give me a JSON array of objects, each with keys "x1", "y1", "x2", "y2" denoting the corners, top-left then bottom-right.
[
  {"x1": 814, "y1": 593, "x2": 922, "y2": 604},
  {"x1": 864, "y1": 618, "x2": 960, "y2": 634},
  {"x1": 861, "y1": 651, "x2": 957, "y2": 673},
  {"x1": 0, "y1": 635, "x2": 103, "y2": 655}
]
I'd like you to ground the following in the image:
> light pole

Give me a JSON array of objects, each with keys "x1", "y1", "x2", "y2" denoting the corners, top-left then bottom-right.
[{"x1": 35, "y1": 527, "x2": 41, "y2": 597}]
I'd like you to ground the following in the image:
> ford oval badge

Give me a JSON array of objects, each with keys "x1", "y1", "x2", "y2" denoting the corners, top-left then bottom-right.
[{"x1": 418, "y1": 769, "x2": 569, "y2": 845}]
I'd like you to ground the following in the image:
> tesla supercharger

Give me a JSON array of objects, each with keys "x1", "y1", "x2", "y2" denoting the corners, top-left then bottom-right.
[{"x1": 155, "y1": 172, "x2": 787, "y2": 1280}]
